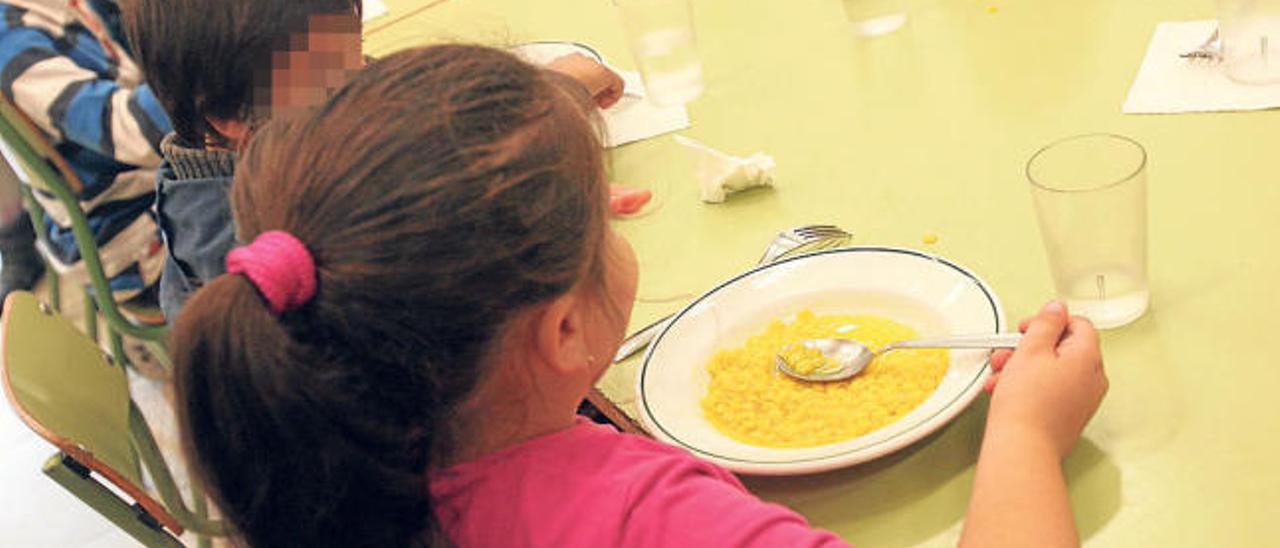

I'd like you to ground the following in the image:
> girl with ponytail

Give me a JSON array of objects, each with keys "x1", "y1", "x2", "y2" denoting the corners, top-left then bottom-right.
[{"x1": 172, "y1": 44, "x2": 1106, "y2": 548}]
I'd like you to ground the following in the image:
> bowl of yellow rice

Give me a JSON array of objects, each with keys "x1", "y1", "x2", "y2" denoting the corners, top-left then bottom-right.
[{"x1": 635, "y1": 246, "x2": 1005, "y2": 475}]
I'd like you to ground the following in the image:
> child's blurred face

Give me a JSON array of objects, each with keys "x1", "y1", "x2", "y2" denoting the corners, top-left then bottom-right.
[
  {"x1": 270, "y1": 12, "x2": 364, "y2": 118},
  {"x1": 583, "y1": 228, "x2": 638, "y2": 375}
]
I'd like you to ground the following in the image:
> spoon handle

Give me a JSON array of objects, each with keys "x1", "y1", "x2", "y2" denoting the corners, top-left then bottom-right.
[
  {"x1": 613, "y1": 315, "x2": 671, "y2": 363},
  {"x1": 886, "y1": 333, "x2": 1023, "y2": 351}
]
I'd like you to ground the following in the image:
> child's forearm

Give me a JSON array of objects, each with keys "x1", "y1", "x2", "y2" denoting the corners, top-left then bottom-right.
[{"x1": 960, "y1": 421, "x2": 1079, "y2": 548}]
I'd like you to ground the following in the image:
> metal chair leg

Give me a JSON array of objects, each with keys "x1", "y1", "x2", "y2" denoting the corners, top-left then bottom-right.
[
  {"x1": 143, "y1": 339, "x2": 173, "y2": 371},
  {"x1": 83, "y1": 291, "x2": 98, "y2": 343},
  {"x1": 46, "y1": 259, "x2": 59, "y2": 312},
  {"x1": 108, "y1": 328, "x2": 130, "y2": 371},
  {"x1": 42, "y1": 453, "x2": 185, "y2": 548},
  {"x1": 194, "y1": 492, "x2": 212, "y2": 548},
  {"x1": 129, "y1": 403, "x2": 227, "y2": 537}
]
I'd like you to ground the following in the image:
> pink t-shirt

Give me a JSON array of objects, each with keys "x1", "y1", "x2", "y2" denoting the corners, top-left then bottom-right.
[{"x1": 429, "y1": 417, "x2": 850, "y2": 547}]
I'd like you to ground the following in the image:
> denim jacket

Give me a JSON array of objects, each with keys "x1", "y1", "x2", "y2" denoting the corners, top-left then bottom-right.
[{"x1": 154, "y1": 134, "x2": 235, "y2": 322}]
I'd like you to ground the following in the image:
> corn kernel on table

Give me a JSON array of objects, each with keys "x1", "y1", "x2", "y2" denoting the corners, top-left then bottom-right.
[{"x1": 366, "y1": 1, "x2": 1280, "y2": 546}]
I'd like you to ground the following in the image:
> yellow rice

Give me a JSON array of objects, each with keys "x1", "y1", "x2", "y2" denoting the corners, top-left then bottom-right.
[{"x1": 701, "y1": 309, "x2": 948, "y2": 448}]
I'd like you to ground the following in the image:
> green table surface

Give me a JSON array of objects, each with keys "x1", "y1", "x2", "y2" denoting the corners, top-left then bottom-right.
[{"x1": 367, "y1": 1, "x2": 1280, "y2": 545}]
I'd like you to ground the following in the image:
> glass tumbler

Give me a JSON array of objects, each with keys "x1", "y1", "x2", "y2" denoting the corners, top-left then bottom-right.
[
  {"x1": 1217, "y1": 0, "x2": 1280, "y2": 84},
  {"x1": 842, "y1": 0, "x2": 907, "y2": 37},
  {"x1": 615, "y1": 0, "x2": 705, "y2": 106},
  {"x1": 1026, "y1": 134, "x2": 1149, "y2": 329}
]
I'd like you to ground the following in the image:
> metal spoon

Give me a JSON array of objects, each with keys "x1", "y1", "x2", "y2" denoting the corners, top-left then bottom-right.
[{"x1": 775, "y1": 333, "x2": 1023, "y2": 382}]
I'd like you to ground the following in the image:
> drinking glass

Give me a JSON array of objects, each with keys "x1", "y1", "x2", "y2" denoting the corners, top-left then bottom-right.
[
  {"x1": 1026, "y1": 134, "x2": 1149, "y2": 329},
  {"x1": 842, "y1": 0, "x2": 907, "y2": 37},
  {"x1": 1217, "y1": 0, "x2": 1280, "y2": 84},
  {"x1": 614, "y1": 0, "x2": 704, "y2": 106}
]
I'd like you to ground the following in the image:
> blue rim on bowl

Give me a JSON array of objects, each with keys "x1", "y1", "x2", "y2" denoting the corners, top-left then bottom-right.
[{"x1": 635, "y1": 246, "x2": 1005, "y2": 475}]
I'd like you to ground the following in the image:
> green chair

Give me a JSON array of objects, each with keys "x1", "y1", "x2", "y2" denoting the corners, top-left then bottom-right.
[
  {"x1": 0, "y1": 93, "x2": 169, "y2": 374},
  {"x1": 1, "y1": 291, "x2": 225, "y2": 547},
  {"x1": 12, "y1": 174, "x2": 60, "y2": 310}
]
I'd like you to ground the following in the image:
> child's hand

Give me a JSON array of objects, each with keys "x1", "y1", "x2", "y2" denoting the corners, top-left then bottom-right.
[
  {"x1": 547, "y1": 53, "x2": 626, "y2": 109},
  {"x1": 609, "y1": 183, "x2": 652, "y2": 216},
  {"x1": 983, "y1": 300, "x2": 1107, "y2": 459}
]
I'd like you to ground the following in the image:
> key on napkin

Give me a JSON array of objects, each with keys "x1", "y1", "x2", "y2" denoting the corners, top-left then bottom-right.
[{"x1": 1124, "y1": 19, "x2": 1280, "y2": 114}]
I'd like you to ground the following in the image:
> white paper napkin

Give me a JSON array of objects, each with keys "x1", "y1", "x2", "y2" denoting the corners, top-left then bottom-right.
[
  {"x1": 602, "y1": 70, "x2": 691, "y2": 148},
  {"x1": 508, "y1": 42, "x2": 690, "y2": 147},
  {"x1": 363, "y1": 0, "x2": 389, "y2": 22},
  {"x1": 1124, "y1": 19, "x2": 1280, "y2": 114}
]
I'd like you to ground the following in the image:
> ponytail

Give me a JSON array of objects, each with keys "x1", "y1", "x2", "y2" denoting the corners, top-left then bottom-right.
[
  {"x1": 173, "y1": 271, "x2": 438, "y2": 547},
  {"x1": 170, "y1": 44, "x2": 609, "y2": 547}
]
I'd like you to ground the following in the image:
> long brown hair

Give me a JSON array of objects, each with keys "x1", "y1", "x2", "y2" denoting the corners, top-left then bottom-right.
[{"x1": 169, "y1": 44, "x2": 608, "y2": 547}]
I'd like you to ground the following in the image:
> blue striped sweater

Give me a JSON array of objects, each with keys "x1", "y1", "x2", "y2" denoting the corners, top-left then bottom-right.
[{"x1": 0, "y1": 0, "x2": 171, "y2": 295}]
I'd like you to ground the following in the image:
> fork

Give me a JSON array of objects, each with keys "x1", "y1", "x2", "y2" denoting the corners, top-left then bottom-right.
[
  {"x1": 611, "y1": 224, "x2": 852, "y2": 363},
  {"x1": 757, "y1": 224, "x2": 850, "y2": 264},
  {"x1": 1180, "y1": 28, "x2": 1221, "y2": 62}
]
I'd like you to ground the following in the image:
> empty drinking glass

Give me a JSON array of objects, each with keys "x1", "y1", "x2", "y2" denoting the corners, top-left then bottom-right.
[
  {"x1": 1027, "y1": 134, "x2": 1149, "y2": 329},
  {"x1": 1217, "y1": 0, "x2": 1280, "y2": 84},
  {"x1": 615, "y1": 0, "x2": 705, "y2": 106},
  {"x1": 842, "y1": 0, "x2": 907, "y2": 37}
]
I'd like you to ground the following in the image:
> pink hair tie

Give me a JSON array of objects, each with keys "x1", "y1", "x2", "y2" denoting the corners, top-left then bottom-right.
[{"x1": 225, "y1": 230, "x2": 317, "y2": 315}]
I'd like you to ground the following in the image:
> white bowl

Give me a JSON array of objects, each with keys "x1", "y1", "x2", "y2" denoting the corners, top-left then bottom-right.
[{"x1": 635, "y1": 246, "x2": 1006, "y2": 475}]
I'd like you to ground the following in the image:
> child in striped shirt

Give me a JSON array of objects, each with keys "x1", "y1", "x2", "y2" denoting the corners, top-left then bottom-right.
[{"x1": 0, "y1": 0, "x2": 171, "y2": 304}]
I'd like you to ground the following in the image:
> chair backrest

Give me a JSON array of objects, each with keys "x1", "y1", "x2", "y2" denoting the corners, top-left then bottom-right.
[
  {"x1": 0, "y1": 291, "x2": 182, "y2": 534},
  {"x1": 0, "y1": 95, "x2": 166, "y2": 337},
  {"x1": 0, "y1": 94, "x2": 83, "y2": 196}
]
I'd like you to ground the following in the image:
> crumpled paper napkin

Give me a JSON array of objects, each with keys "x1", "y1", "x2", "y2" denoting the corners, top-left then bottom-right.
[{"x1": 672, "y1": 135, "x2": 775, "y2": 203}]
